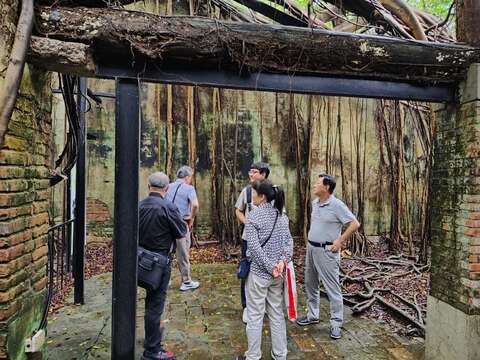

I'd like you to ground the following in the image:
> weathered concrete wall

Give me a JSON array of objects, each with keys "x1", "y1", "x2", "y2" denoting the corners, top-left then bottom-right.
[
  {"x1": 50, "y1": 0, "x2": 430, "y2": 242},
  {"x1": 56, "y1": 80, "x2": 429, "y2": 239},
  {"x1": 0, "y1": 1, "x2": 52, "y2": 359},
  {"x1": 426, "y1": 296, "x2": 480, "y2": 360},
  {"x1": 426, "y1": 64, "x2": 480, "y2": 360}
]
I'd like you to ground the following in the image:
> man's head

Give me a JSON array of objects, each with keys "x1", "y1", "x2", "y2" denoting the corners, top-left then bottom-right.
[
  {"x1": 248, "y1": 162, "x2": 270, "y2": 183},
  {"x1": 314, "y1": 173, "x2": 336, "y2": 197},
  {"x1": 148, "y1": 172, "x2": 170, "y2": 193},
  {"x1": 177, "y1": 165, "x2": 194, "y2": 185}
]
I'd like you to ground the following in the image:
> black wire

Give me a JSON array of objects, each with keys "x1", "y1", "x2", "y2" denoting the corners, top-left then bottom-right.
[
  {"x1": 39, "y1": 232, "x2": 55, "y2": 329},
  {"x1": 54, "y1": 74, "x2": 82, "y2": 177}
]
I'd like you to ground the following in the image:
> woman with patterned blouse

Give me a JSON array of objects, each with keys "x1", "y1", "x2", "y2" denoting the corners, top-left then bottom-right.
[{"x1": 235, "y1": 179, "x2": 294, "y2": 360}]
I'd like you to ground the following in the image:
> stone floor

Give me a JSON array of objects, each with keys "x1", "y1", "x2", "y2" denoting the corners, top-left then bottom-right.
[{"x1": 47, "y1": 264, "x2": 424, "y2": 359}]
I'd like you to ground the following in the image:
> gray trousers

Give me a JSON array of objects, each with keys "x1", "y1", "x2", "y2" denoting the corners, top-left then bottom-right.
[
  {"x1": 305, "y1": 244, "x2": 343, "y2": 327},
  {"x1": 176, "y1": 229, "x2": 191, "y2": 283},
  {"x1": 245, "y1": 273, "x2": 287, "y2": 360}
]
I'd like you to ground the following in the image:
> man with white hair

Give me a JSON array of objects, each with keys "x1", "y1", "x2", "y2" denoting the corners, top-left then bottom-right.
[
  {"x1": 139, "y1": 172, "x2": 187, "y2": 360},
  {"x1": 166, "y1": 165, "x2": 200, "y2": 291}
]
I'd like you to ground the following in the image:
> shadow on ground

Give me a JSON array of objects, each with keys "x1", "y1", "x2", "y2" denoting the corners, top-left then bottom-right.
[{"x1": 47, "y1": 264, "x2": 424, "y2": 359}]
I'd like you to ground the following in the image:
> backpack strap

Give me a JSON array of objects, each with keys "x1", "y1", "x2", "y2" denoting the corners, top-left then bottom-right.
[
  {"x1": 172, "y1": 183, "x2": 182, "y2": 203},
  {"x1": 260, "y1": 212, "x2": 279, "y2": 248},
  {"x1": 246, "y1": 185, "x2": 252, "y2": 212}
]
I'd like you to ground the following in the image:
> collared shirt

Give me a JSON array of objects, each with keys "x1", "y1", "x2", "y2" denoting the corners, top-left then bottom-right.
[
  {"x1": 308, "y1": 195, "x2": 356, "y2": 244},
  {"x1": 139, "y1": 192, "x2": 187, "y2": 252},
  {"x1": 245, "y1": 202, "x2": 293, "y2": 280},
  {"x1": 235, "y1": 185, "x2": 255, "y2": 239},
  {"x1": 165, "y1": 179, "x2": 197, "y2": 219}
]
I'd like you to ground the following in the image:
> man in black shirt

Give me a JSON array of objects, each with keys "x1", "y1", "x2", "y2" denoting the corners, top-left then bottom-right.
[{"x1": 139, "y1": 172, "x2": 187, "y2": 360}]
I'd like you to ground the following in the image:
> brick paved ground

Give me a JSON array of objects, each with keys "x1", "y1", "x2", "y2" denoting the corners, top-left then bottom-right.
[{"x1": 47, "y1": 264, "x2": 424, "y2": 359}]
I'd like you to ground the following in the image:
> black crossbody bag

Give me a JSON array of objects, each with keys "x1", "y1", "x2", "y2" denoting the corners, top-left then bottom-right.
[
  {"x1": 137, "y1": 247, "x2": 172, "y2": 291},
  {"x1": 237, "y1": 212, "x2": 279, "y2": 279}
]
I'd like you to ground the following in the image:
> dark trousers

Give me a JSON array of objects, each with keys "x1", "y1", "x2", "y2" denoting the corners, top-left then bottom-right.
[
  {"x1": 240, "y1": 240, "x2": 247, "y2": 308},
  {"x1": 143, "y1": 259, "x2": 171, "y2": 356}
]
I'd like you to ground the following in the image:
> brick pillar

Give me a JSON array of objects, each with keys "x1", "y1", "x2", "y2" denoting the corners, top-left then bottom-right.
[
  {"x1": 426, "y1": 64, "x2": 480, "y2": 360},
  {"x1": 0, "y1": 1, "x2": 52, "y2": 359}
]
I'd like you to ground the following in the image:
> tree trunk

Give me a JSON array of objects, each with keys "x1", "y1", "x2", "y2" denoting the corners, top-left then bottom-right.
[
  {"x1": 31, "y1": 6, "x2": 479, "y2": 84},
  {"x1": 28, "y1": 37, "x2": 96, "y2": 76},
  {"x1": 457, "y1": 0, "x2": 480, "y2": 47}
]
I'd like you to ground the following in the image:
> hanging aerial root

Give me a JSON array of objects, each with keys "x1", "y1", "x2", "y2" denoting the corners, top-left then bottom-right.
[{"x1": 0, "y1": 0, "x2": 34, "y2": 149}]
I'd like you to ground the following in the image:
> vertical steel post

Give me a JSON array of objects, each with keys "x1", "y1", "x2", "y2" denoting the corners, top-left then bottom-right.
[
  {"x1": 111, "y1": 78, "x2": 140, "y2": 359},
  {"x1": 73, "y1": 77, "x2": 87, "y2": 304},
  {"x1": 66, "y1": 175, "x2": 72, "y2": 271}
]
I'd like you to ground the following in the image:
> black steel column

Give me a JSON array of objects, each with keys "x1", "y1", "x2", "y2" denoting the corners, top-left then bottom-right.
[
  {"x1": 112, "y1": 78, "x2": 140, "y2": 359},
  {"x1": 66, "y1": 175, "x2": 72, "y2": 272},
  {"x1": 73, "y1": 77, "x2": 87, "y2": 304}
]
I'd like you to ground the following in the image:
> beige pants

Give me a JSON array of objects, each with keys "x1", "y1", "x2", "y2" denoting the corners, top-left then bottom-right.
[
  {"x1": 245, "y1": 273, "x2": 287, "y2": 360},
  {"x1": 176, "y1": 229, "x2": 191, "y2": 283}
]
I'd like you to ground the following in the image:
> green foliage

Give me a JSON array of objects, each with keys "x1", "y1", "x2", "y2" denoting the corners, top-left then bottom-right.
[
  {"x1": 406, "y1": 0, "x2": 453, "y2": 19},
  {"x1": 291, "y1": 0, "x2": 453, "y2": 20},
  {"x1": 294, "y1": 0, "x2": 310, "y2": 8}
]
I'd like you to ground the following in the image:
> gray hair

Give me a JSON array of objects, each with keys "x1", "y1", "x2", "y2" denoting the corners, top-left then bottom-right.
[
  {"x1": 177, "y1": 165, "x2": 193, "y2": 179},
  {"x1": 148, "y1": 172, "x2": 169, "y2": 189}
]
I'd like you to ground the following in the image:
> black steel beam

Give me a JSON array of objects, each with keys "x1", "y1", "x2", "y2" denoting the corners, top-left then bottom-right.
[
  {"x1": 111, "y1": 78, "x2": 140, "y2": 360},
  {"x1": 231, "y1": 0, "x2": 308, "y2": 27},
  {"x1": 73, "y1": 77, "x2": 87, "y2": 305},
  {"x1": 97, "y1": 63, "x2": 455, "y2": 103}
]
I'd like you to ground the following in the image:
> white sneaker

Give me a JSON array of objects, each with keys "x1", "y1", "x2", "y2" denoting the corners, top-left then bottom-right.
[
  {"x1": 179, "y1": 280, "x2": 200, "y2": 291},
  {"x1": 242, "y1": 308, "x2": 248, "y2": 324}
]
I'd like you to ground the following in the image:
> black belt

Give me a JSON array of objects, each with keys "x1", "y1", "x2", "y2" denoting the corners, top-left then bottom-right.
[
  {"x1": 308, "y1": 241, "x2": 333, "y2": 248},
  {"x1": 139, "y1": 247, "x2": 171, "y2": 259}
]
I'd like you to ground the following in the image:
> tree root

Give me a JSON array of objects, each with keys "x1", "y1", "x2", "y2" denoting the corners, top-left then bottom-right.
[{"x1": 331, "y1": 254, "x2": 429, "y2": 335}]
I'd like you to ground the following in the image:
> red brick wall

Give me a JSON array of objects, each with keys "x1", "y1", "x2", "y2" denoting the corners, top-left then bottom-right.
[
  {"x1": 0, "y1": 2, "x2": 52, "y2": 355},
  {"x1": 430, "y1": 99, "x2": 480, "y2": 314},
  {"x1": 86, "y1": 198, "x2": 111, "y2": 223}
]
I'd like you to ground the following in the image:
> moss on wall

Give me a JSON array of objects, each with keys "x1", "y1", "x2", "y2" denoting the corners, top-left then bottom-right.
[
  {"x1": 6, "y1": 292, "x2": 45, "y2": 360},
  {"x1": 1, "y1": 3, "x2": 52, "y2": 358},
  {"x1": 51, "y1": 81, "x2": 429, "y2": 240},
  {"x1": 49, "y1": 0, "x2": 431, "y2": 244}
]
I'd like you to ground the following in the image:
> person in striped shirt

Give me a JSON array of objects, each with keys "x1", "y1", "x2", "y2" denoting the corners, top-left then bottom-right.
[{"x1": 236, "y1": 179, "x2": 293, "y2": 360}]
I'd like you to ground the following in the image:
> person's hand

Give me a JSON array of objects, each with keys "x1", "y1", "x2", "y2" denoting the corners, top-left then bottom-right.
[
  {"x1": 272, "y1": 261, "x2": 285, "y2": 278},
  {"x1": 277, "y1": 260, "x2": 285, "y2": 274},
  {"x1": 272, "y1": 265, "x2": 282, "y2": 278},
  {"x1": 186, "y1": 217, "x2": 194, "y2": 230},
  {"x1": 330, "y1": 237, "x2": 342, "y2": 252}
]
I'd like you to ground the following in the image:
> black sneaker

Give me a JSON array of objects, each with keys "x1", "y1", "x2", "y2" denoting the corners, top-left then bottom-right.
[
  {"x1": 235, "y1": 356, "x2": 246, "y2": 360},
  {"x1": 296, "y1": 315, "x2": 320, "y2": 326}
]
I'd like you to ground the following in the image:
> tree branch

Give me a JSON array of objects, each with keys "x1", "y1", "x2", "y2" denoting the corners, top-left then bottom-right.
[
  {"x1": 379, "y1": 0, "x2": 427, "y2": 40},
  {"x1": 31, "y1": 6, "x2": 479, "y2": 84},
  {"x1": 0, "y1": 0, "x2": 34, "y2": 150}
]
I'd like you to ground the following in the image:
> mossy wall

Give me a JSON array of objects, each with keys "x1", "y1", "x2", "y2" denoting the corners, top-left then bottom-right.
[
  {"x1": 52, "y1": 81, "x2": 429, "y2": 238},
  {"x1": 49, "y1": 0, "x2": 430, "y2": 242},
  {"x1": 1, "y1": 1, "x2": 53, "y2": 359}
]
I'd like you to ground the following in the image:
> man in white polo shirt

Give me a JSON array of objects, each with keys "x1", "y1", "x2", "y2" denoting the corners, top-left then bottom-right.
[{"x1": 296, "y1": 174, "x2": 360, "y2": 339}]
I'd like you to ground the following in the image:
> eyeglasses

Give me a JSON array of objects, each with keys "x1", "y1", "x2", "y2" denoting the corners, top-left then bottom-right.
[{"x1": 248, "y1": 169, "x2": 260, "y2": 174}]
